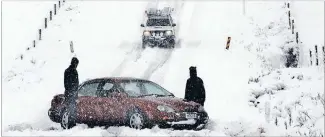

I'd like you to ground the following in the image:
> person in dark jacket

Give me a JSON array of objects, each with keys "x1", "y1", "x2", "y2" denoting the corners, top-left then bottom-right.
[
  {"x1": 63, "y1": 57, "x2": 79, "y2": 126},
  {"x1": 184, "y1": 66, "x2": 206, "y2": 106}
]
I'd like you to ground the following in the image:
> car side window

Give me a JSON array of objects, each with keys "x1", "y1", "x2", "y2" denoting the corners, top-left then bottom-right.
[
  {"x1": 97, "y1": 82, "x2": 115, "y2": 97},
  {"x1": 120, "y1": 81, "x2": 142, "y2": 97},
  {"x1": 103, "y1": 82, "x2": 114, "y2": 90},
  {"x1": 143, "y1": 82, "x2": 168, "y2": 95},
  {"x1": 78, "y1": 82, "x2": 100, "y2": 97}
]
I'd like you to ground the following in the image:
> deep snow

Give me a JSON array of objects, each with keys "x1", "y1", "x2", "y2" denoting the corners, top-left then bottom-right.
[{"x1": 1, "y1": 0, "x2": 324, "y2": 136}]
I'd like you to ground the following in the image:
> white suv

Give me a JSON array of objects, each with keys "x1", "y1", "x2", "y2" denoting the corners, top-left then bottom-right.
[{"x1": 140, "y1": 7, "x2": 176, "y2": 49}]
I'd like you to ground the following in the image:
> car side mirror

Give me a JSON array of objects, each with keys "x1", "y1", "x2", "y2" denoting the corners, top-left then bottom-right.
[
  {"x1": 172, "y1": 23, "x2": 176, "y2": 27},
  {"x1": 141, "y1": 24, "x2": 145, "y2": 27}
]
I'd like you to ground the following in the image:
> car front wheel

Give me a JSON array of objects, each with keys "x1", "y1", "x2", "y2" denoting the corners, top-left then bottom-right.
[
  {"x1": 129, "y1": 112, "x2": 144, "y2": 129},
  {"x1": 127, "y1": 108, "x2": 150, "y2": 129}
]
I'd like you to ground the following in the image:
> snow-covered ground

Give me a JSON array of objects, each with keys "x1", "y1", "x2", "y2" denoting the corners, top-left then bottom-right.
[
  {"x1": 2, "y1": 1, "x2": 324, "y2": 136},
  {"x1": 2, "y1": 1, "x2": 60, "y2": 73}
]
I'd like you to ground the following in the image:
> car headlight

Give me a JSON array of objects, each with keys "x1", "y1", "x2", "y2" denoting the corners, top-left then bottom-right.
[
  {"x1": 143, "y1": 31, "x2": 150, "y2": 36},
  {"x1": 157, "y1": 105, "x2": 175, "y2": 113},
  {"x1": 198, "y1": 106, "x2": 205, "y2": 112},
  {"x1": 165, "y1": 30, "x2": 172, "y2": 36}
]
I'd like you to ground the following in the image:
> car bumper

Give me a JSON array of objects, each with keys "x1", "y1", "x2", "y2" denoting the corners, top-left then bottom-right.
[
  {"x1": 155, "y1": 112, "x2": 209, "y2": 130},
  {"x1": 143, "y1": 36, "x2": 175, "y2": 44}
]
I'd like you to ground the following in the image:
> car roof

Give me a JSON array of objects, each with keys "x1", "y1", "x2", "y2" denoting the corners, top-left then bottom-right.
[{"x1": 84, "y1": 77, "x2": 151, "y2": 83}]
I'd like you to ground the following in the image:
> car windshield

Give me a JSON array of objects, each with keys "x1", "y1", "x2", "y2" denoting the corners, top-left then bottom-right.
[
  {"x1": 146, "y1": 18, "x2": 171, "y2": 26},
  {"x1": 119, "y1": 81, "x2": 173, "y2": 97}
]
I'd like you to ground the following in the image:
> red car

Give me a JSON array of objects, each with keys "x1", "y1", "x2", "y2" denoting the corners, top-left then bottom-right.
[{"x1": 48, "y1": 77, "x2": 209, "y2": 130}]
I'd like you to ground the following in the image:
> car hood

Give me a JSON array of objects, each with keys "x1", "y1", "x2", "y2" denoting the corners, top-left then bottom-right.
[{"x1": 137, "y1": 96, "x2": 201, "y2": 112}]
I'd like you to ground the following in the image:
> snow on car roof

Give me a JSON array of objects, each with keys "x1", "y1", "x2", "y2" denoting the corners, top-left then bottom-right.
[
  {"x1": 146, "y1": 7, "x2": 172, "y2": 17},
  {"x1": 86, "y1": 77, "x2": 150, "y2": 82}
]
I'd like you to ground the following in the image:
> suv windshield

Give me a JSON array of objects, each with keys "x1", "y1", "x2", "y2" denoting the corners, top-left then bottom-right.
[
  {"x1": 146, "y1": 18, "x2": 171, "y2": 26},
  {"x1": 119, "y1": 81, "x2": 173, "y2": 97}
]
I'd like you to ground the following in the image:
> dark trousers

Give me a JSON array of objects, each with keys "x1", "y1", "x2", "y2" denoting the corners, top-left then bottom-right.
[{"x1": 65, "y1": 92, "x2": 77, "y2": 124}]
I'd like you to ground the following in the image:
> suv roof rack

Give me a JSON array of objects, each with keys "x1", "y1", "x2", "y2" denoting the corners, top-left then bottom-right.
[{"x1": 145, "y1": 7, "x2": 174, "y2": 17}]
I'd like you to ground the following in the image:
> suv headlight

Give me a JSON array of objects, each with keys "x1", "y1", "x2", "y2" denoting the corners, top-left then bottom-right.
[
  {"x1": 143, "y1": 31, "x2": 150, "y2": 36},
  {"x1": 165, "y1": 30, "x2": 172, "y2": 36},
  {"x1": 157, "y1": 105, "x2": 175, "y2": 113}
]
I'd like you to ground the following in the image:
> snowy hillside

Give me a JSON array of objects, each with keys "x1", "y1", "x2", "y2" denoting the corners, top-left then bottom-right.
[
  {"x1": 2, "y1": 1, "x2": 324, "y2": 136},
  {"x1": 2, "y1": 1, "x2": 59, "y2": 73}
]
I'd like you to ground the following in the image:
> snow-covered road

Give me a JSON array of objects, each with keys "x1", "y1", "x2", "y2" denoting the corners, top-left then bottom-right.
[{"x1": 2, "y1": 1, "x2": 324, "y2": 136}]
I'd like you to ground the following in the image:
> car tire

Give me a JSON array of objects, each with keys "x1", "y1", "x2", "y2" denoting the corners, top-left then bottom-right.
[
  {"x1": 127, "y1": 108, "x2": 148, "y2": 130},
  {"x1": 60, "y1": 109, "x2": 76, "y2": 129}
]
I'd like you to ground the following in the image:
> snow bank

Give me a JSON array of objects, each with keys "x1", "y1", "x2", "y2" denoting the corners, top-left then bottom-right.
[{"x1": 248, "y1": 67, "x2": 324, "y2": 136}]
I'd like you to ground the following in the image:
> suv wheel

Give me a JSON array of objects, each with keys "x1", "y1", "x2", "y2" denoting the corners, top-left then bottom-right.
[{"x1": 168, "y1": 39, "x2": 175, "y2": 49}]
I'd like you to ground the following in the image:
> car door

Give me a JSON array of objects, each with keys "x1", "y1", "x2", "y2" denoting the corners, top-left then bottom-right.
[
  {"x1": 76, "y1": 81, "x2": 103, "y2": 123},
  {"x1": 115, "y1": 80, "x2": 143, "y2": 120},
  {"x1": 97, "y1": 81, "x2": 127, "y2": 124}
]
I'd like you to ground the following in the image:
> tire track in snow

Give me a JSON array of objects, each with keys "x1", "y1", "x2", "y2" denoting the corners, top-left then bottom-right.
[
  {"x1": 141, "y1": 48, "x2": 174, "y2": 80},
  {"x1": 111, "y1": 42, "x2": 144, "y2": 76},
  {"x1": 110, "y1": 1, "x2": 156, "y2": 77},
  {"x1": 112, "y1": 1, "x2": 184, "y2": 78},
  {"x1": 141, "y1": 0, "x2": 184, "y2": 80}
]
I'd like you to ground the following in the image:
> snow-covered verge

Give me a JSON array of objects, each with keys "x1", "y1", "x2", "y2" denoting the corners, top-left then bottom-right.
[
  {"x1": 248, "y1": 67, "x2": 324, "y2": 136},
  {"x1": 2, "y1": 1, "x2": 61, "y2": 73},
  {"x1": 2, "y1": 1, "x2": 324, "y2": 136}
]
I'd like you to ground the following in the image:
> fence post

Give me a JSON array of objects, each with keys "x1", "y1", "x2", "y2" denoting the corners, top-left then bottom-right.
[
  {"x1": 50, "y1": 11, "x2": 52, "y2": 20},
  {"x1": 310, "y1": 50, "x2": 313, "y2": 66},
  {"x1": 33, "y1": 40, "x2": 36, "y2": 47},
  {"x1": 54, "y1": 4, "x2": 57, "y2": 15},
  {"x1": 226, "y1": 37, "x2": 231, "y2": 50},
  {"x1": 322, "y1": 46, "x2": 325, "y2": 64},
  {"x1": 70, "y1": 41, "x2": 74, "y2": 53},
  {"x1": 295, "y1": 32, "x2": 299, "y2": 44},
  {"x1": 45, "y1": 18, "x2": 47, "y2": 28},
  {"x1": 315, "y1": 45, "x2": 319, "y2": 66},
  {"x1": 39, "y1": 29, "x2": 42, "y2": 40},
  {"x1": 288, "y1": 11, "x2": 291, "y2": 29},
  {"x1": 292, "y1": 20, "x2": 295, "y2": 34}
]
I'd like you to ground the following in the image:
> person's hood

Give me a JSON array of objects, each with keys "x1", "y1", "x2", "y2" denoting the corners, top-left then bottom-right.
[
  {"x1": 70, "y1": 57, "x2": 79, "y2": 68},
  {"x1": 189, "y1": 66, "x2": 197, "y2": 78}
]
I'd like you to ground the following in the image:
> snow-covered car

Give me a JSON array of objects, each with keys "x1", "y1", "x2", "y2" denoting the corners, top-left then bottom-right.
[
  {"x1": 48, "y1": 77, "x2": 209, "y2": 130},
  {"x1": 140, "y1": 7, "x2": 176, "y2": 49}
]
